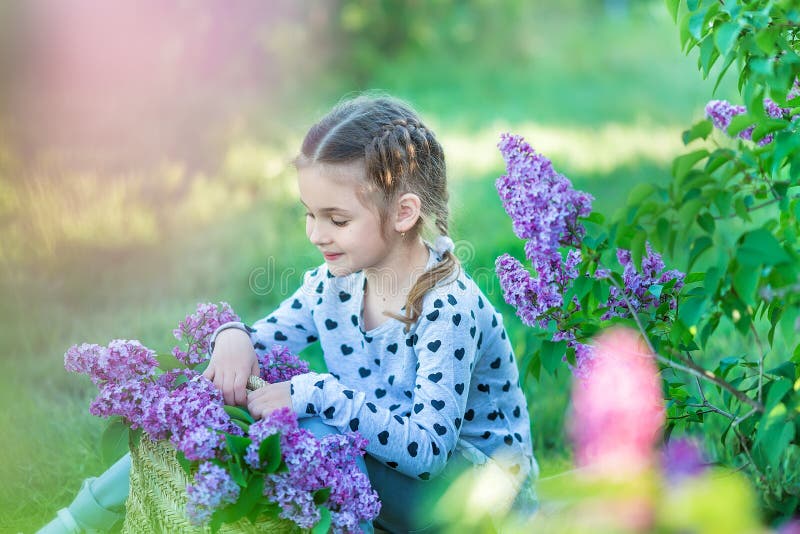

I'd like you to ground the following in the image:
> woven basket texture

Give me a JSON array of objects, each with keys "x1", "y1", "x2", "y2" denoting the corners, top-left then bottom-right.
[
  {"x1": 123, "y1": 435, "x2": 301, "y2": 533},
  {"x1": 122, "y1": 374, "x2": 301, "y2": 533}
]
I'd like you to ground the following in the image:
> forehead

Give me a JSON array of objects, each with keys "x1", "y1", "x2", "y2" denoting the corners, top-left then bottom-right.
[{"x1": 297, "y1": 161, "x2": 375, "y2": 211}]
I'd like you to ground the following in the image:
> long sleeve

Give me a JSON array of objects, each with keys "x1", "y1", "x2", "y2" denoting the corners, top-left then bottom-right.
[{"x1": 289, "y1": 302, "x2": 479, "y2": 480}]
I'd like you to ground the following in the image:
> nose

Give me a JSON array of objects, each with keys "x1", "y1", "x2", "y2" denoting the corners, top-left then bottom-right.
[{"x1": 306, "y1": 218, "x2": 331, "y2": 247}]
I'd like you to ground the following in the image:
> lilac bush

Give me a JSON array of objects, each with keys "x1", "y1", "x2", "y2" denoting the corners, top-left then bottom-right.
[
  {"x1": 495, "y1": 134, "x2": 685, "y2": 379},
  {"x1": 66, "y1": 302, "x2": 381, "y2": 532}
]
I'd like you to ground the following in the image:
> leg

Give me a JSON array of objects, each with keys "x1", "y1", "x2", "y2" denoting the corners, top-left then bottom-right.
[
  {"x1": 38, "y1": 453, "x2": 130, "y2": 534},
  {"x1": 364, "y1": 452, "x2": 473, "y2": 533}
]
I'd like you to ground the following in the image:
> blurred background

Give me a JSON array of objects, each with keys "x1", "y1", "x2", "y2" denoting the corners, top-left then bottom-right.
[{"x1": 0, "y1": 0, "x2": 738, "y2": 530}]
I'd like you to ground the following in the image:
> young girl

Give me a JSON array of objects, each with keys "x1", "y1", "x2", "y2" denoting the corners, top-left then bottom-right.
[{"x1": 40, "y1": 95, "x2": 537, "y2": 533}]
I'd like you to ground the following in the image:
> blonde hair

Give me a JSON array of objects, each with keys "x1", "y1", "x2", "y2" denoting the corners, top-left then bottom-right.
[{"x1": 296, "y1": 95, "x2": 460, "y2": 329}]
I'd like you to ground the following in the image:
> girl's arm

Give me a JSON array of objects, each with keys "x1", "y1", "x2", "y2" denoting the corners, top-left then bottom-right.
[
  {"x1": 289, "y1": 302, "x2": 478, "y2": 479},
  {"x1": 206, "y1": 266, "x2": 324, "y2": 405}
]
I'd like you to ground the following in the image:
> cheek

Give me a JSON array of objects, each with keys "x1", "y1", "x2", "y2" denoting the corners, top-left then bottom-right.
[{"x1": 305, "y1": 217, "x2": 313, "y2": 239}]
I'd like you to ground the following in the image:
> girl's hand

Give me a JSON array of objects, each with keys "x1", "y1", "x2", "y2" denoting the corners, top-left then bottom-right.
[
  {"x1": 203, "y1": 328, "x2": 260, "y2": 406},
  {"x1": 247, "y1": 381, "x2": 293, "y2": 420}
]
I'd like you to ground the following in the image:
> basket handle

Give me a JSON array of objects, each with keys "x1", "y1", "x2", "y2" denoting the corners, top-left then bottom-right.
[{"x1": 246, "y1": 375, "x2": 267, "y2": 391}]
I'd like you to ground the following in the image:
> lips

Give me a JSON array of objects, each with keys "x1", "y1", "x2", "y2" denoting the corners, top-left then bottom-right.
[{"x1": 323, "y1": 252, "x2": 343, "y2": 261}]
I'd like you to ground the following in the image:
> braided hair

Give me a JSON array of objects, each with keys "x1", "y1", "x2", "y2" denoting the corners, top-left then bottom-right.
[{"x1": 296, "y1": 95, "x2": 459, "y2": 329}]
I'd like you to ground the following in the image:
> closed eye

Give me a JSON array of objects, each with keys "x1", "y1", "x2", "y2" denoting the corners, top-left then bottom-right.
[{"x1": 331, "y1": 218, "x2": 349, "y2": 227}]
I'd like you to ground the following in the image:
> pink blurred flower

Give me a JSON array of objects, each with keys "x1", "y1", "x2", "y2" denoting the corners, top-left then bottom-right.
[{"x1": 569, "y1": 328, "x2": 665, "y2": 477}]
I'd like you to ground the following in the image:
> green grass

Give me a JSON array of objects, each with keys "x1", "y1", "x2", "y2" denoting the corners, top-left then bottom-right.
[{"x1": 0, "y1": 3, "x2": 751, "y2": 531}]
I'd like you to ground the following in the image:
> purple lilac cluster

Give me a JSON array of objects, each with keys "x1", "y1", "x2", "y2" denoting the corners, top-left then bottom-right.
[
  {"x1": 495, "y1": 134, "x2": 595, "y2": 375},
  {"x1": 258, "y1": 345, "x2": 310, "y2": 384},
  {"x1": 186, "y1": 462, "x2": 241, "y2": 526},
  {"x1": 496, "y1": 134, "x2": 593, "y2": 254},
  {"x1": 253, "y1": 408, "x2": 381, "y2": 532},
  {"x1": 64, "y1": 340, "x2": 157, "y2": 386},
  {"x1": 599, "y1": 244, "x2": 685, "y2": 321},
  {"x1": 172, "y1": 302, "x2": 240, "y2": 365},
  {"x1": 705, "y1": 98, "x2": 792, "y2": 146}
]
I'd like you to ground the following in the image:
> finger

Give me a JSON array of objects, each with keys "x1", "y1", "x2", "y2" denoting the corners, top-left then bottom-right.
[
  {"x1": 250, "y1": 360, "x2": 260, "y2": 378},
  {"x1": 233, "y1": 373, "x2": 247, "y2": 407},
  {"x1": 202, "y1": 362, "x2": 215, "y2": 381},
  {"x1": 248, "y1": 398, "x2": 262, "y2": 420},
  {"x1": 222, "y1": 373, "x2": 236, "y2": 406}
]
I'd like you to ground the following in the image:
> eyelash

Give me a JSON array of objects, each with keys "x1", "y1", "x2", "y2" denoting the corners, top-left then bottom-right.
[{"x1": 305, "y1": 213, "x2": 349, "y2": 227}]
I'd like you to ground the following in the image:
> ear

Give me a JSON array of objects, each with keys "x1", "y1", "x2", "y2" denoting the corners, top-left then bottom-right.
[{"x1": 393, "y1": 193, "x2": 422, "y2": 234}]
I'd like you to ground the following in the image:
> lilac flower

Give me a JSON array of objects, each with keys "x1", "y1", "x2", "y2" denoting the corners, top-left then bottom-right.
[
  {"x1": 496, "y1": 254, "x2": 540, "y2": 327},
  {"x1": 706, "y1": 98, "x2": 791, "y2": 146},
  {"x1": 172, "y1": 302, "x2": 240, "y2": 365},
  {"x1": 258, "y1": 345, "x2": 310, "y2": 384},
  {"x1": 186, "y1": 462, "x2": 241, "y2": 526},
  {"x1": 245, "y1": 407, "x2": 299, "y2": 469},
  {"x1": 65, "y1": 340, "x2": 157, "y2": 386},
  {"x1": 178, "y1": 427, "x2": 226, "y2": 462},
  {"x1": 162, "y1": 376, "x2": 239, "y2": 450},
  {"x1": 705, "y1": 100, "x2": 746, "y2": 131},
  {"x1": 496, "y1": 134, "x2": 593, "y2": 255},
  {"x1": 600, "y1": 243, "x2": 684, "y2": 321},
  {"x1": 89, "y1": 378, "x2": 151, "y2": 428},
  {"x1": 662, "y1": 438, "x2": 707, "y2": 483}
]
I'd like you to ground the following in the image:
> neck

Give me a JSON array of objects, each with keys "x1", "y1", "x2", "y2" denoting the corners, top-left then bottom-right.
[{"x1": 364, "y1": 237, "x2": 429, "y2": 300}]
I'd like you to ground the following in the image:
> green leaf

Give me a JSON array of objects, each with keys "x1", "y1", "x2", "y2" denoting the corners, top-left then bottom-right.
[
  {"x1": 626, "y1": 183, "x2": 656, "y2": 206},
  {"x1": 780, "y1": 307, "x2": 799, "y2": 347},
  {"x1": 540, "y1": 340, "x2": 566, "y2": 376},
  {"x1": 156, "y1": 352, "x2": 185, "y2": 372},
  {"x1": 173, "y1": 373, "x2": 190, "y2": 387},
  {"x1": 764, "y1": 379, "x2": 793, "y2": 414},
  {"x1": 232, "y1": 419, "x2": 250, "y2": 433},
  {"x1": 312, "y1": 506, "x2": 332, "y2": 534},
  {"x1": 698, "y1": 36, "x2": 719, "y2": 78},
  {"x1": 732, "y1": 264, "x2": 760, "y2": 306},
  {"x1": 751, "y1": 118, "x2": 789, "y2": 143},
  {"x1": 226, "y1": 433, "x2": 252, "y2": 457},
  {"x1": 313, "y1": 487, "x2": 332, "y2": 506},
  {"x1": 224, "y1": 405, "x2": 255, "y2": 424},
  {"x1": 697, "y1": 212, "x2": 715, "y2": 234},
  {"x1": 630, "y1": 231, "x2": 647, "y2": 270},
  {"x1": 101, "y1": 418, "x2": 130, "y2": 466},
  {"x1": 737, "y1": 228, "x2": 791, "y2": 267},
  {"x1": 673, "y1": 149, "x2": 709, "y2": 182},
  {"x1": 727, "y1": 113, "x2": 755, "y2": 137},
  {"x1": 226, "y1": 474, "x2": 265, "y2": 524},
  {"x1": 229, "y1": 460, "x2": 246, "y2": 487},
  {"x1": 648, "y1": 284, "x2": 664, "y2": 299},
  {"x1": 688, "y1": 10, "x2": 707, "y2": 39},
  {"x1": 688, "y1": 236, "x2": 713, "y2": 270},
  {"x1": 682, "y1": 119, "x2": 713, "y2": 145},
  {"x1": 679, "y1": 291, "x2": 706, "y2": 327},
  {"x1": 258, "y1": 433, "x2": 283, "y2": 474},
  {"x1": 714, "y1": 21, "x2": 742, "y2": 57},
  {"x1": 194, "y1": 360, "x2": 210, "y2": 375},
  {"x1": 666, "y1": 0, "x2": 680, "y2": 22}
]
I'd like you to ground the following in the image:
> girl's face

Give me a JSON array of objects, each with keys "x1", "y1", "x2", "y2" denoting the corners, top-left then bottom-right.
[{"x1": 297, "y1": 160, "x2": 392, "y2": 277}]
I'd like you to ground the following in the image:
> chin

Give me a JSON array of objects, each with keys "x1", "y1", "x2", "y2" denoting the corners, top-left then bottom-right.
[{"x1": 326, "y1": 263, "x2": 354, "y2": 277}]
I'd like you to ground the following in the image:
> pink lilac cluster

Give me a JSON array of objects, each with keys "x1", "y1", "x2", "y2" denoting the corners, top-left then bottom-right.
[
  {"x1": 705, "y1": 98, "x2": 792, "y2": 146},
  {"x1": 64, "y1": 340, "x2": 157, "y2": 386},
  {"x1": 186, "y1": 462, "x2": 241, "y2": 526},
  {"x1": 661, "y1": 438, "x2": 707, "y2": 483},
  {"x1": 570, "y1": 328, "x2": 665, "y2": 477},
  {"x1": 172, "y1": 302, "x2": 240, "y2": 365},
  {"x1": 258, "y1": 345, "x2": 310, "y2": 384},
  {"x1": 251, "y1": 408, "x2": 381, "y2": 532},
  {"x1": 599, "y1": 244, "x2": 685, "y2": 321},
  {"x1": 496, "y1": 133, "x2": 593, "y2": 255}
]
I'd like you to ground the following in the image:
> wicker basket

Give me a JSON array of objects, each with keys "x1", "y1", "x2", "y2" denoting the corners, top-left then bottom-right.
[{"x1": 122, "y1": 376, "x2": 301, "y2": 533}]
